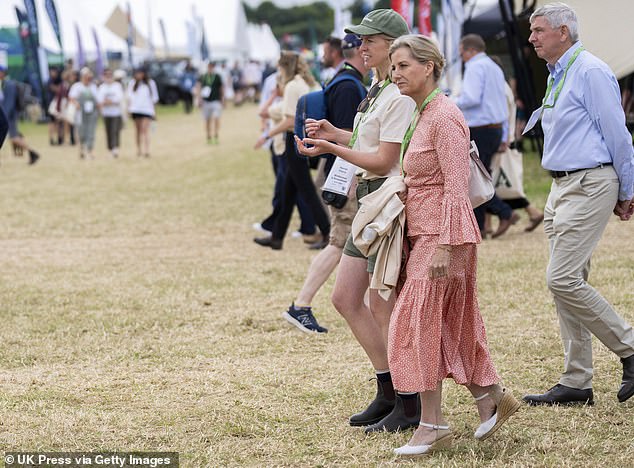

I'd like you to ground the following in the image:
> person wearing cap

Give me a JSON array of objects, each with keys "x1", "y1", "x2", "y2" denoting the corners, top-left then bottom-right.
[
  {"x1": 282, "y1": 33, "x2": 368, "y2": 334},
  {"x1": 97, "y1": 68, "x2": 124, "y2": 158},
  {"x1": 0, "y1": 65, "x2": 40, "y2": 165},
  {"x1": 127, "y1": 67, "x2": 159, "y2": 157},
  {"x1": 69, "y1": 67, "x2": 99, "y2": 159},
  {"x1": 295, "y1": 9, "x2": 419, "y2": 432}
]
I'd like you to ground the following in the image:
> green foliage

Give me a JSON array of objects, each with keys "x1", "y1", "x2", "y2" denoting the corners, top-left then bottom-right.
[{"x1": 243, "y1": 1, "x2": 334, "y2": 47}]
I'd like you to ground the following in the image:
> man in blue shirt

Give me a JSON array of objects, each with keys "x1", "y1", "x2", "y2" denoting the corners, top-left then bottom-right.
[
  {"x1": 523, "y1": 2, "x2": 634, "y2": 406},
  {"x1": 456, "y1": 34, "x2": 517, "y2": 238}
]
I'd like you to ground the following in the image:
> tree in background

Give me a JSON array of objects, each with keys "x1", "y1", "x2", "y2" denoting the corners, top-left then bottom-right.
[{"x1": 243, "y1": 1, "x2": 334, "y2": 49}]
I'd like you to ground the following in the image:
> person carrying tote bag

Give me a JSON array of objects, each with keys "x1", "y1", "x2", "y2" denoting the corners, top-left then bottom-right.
[{"x1": 488, "y1": 57, "x2": 544, "y2": 233}]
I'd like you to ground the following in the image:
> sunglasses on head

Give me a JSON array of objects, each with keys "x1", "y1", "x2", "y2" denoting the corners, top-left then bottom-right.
[{"x1": 356, "y1": 82, "x2": 382, "y2": 113}]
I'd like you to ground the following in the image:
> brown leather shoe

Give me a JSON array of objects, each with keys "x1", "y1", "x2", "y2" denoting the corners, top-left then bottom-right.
[
  {"x1": 492, "y1": 212, "x2": 520, "y2": 238},
  {"x1": 525, "y1": 214, "x2": 544, "y2": 232}
]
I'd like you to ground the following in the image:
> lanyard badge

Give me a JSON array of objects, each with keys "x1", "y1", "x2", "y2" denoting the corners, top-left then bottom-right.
[
  {"x1": 523, "y1": 46, "x2": 584, "y2": 135},
  {"x1": 399, "y1": 87, "x2": 442, "y2": 174}
]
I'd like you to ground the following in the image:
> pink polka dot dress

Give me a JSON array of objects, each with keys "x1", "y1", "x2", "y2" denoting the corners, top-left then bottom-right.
[{"x1": 388, "y1": 94, "x2": 500, "y2": 392}]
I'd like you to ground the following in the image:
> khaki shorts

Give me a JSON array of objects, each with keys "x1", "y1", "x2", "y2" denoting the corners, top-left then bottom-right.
[
  {"x1": 202, "y1": 100, "x2": 222, "y2": 119},
  {"x1": 328, "y1": 190, "x2": 358, "y2": 248},
  {"x1": 342, "y1": 177, "x2": 387, "y2": 273}
]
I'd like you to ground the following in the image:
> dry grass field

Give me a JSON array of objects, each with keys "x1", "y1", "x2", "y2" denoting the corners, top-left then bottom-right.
[{"x1": 0, "y1": 103, "x2": 633, "y2": 467}]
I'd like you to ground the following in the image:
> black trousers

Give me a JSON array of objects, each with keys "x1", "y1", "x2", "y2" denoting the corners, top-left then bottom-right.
[
  {"x1": 182, "y1": 91, "x2": 193, "y2": 114},
  {"x1": 103, "y1": 116, "x2": 122, "y2": 150},
  {"x1": 470, "y1": 126, "x2": 513, "y2": 230},
  {"x1": 272, "y1": 132, "x2": 330, "y2": 242}
]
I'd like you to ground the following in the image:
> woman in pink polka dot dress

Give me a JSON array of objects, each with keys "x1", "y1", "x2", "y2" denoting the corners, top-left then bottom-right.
[{"x1": 387, "y1": 35, "x2": 520, "y2": 457}]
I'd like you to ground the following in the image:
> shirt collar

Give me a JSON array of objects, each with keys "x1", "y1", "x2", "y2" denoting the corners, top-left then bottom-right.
[
  {"x1": 465, "y1": 52, "x2": 486, "y2": 68},
  {"x1": 548, "y1": 41, "x2": 583, "y2": 76}
]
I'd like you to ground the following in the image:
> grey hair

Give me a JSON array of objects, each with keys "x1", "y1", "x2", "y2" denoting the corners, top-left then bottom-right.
[{"x1": 530, "y1": 2, "x2": 579, "y2": 42}]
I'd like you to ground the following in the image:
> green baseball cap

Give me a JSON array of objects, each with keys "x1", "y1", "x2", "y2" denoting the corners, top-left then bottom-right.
[{"x1": 344, "y1": 9, "x2": 409, "y2": 38}]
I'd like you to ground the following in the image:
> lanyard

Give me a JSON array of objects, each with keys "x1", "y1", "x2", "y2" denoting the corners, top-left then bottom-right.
[
  {"x1": 399, "y1": 87, "x2": 442, "y2": 174},
  {"x1": 542, "y1": 46, "x2": 584, "y2": 110},
  {"x1": 349, "y1": 78, "x2": 391, "y2": 149},
  {"x1": 204, "y1": 73, "x2": 217, "y2": 87}
]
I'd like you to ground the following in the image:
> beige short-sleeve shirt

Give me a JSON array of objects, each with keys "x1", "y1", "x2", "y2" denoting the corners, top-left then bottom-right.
[
  {"x1": 352, "y1": 81, "x2": 416, "y2": 180},
  {"x1": 282, "y1": 75, "x2": 311, "y2": 118}
]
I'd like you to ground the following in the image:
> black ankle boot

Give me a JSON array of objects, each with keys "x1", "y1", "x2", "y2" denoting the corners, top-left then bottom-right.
[
  {"x1": 364, "y1": 394, "x2": 421, "y2": 433},
  {"x1": 349, "y1": 378, "x2": 396, "y2": 427},
  {"x1": 618, "y1": 354, "x2": 634, "y2": 403}
]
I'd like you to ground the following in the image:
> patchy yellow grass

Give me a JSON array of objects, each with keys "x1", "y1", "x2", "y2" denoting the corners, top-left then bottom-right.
[{"x1": 0, "y1": 104, "x2": 633, "y2": 467}]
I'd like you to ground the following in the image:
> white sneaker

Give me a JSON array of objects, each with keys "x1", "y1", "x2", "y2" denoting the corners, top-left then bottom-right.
[
  {"x1": 291, "y1": 230, "x2": 303, "y2": 238},
  {"x1": 252, "y1": 223, "x2": 271, "y2": 234}
]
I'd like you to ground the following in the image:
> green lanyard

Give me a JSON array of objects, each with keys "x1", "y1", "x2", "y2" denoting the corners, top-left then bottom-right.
[
  {"x1": 399, "y1": 87, "x2": 442, "y2": 174},
  {"x1": 542, "y1": 46, "x2": 584, "y2": 110},
  {"x1": 349, "y1": 78, "x2": 391, "y2": 149},
  {"x1": 204, "y1": 73, "x2": 217, "y2": 87}
]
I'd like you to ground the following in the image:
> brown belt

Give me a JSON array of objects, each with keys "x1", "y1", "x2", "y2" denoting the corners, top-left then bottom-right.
[{"x1": 470, "y1": 123, "x2": 503, "y2": 130}]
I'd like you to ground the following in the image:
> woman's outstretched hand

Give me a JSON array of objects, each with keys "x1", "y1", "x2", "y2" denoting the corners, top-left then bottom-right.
[
  {"x1": 305, "y1": 118, "x2": 337, "y2": 141},
  {"x1": 294, "y1": 135, "x2": 332, "y2": 157}
]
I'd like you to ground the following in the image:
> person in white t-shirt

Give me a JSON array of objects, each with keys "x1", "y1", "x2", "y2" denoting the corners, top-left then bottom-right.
[
  {"x1": 97, "y1": 68, "x2": 124, "y2": 158},
  {"x1": 68, "y1": 67, "x2": 99, "y2": 159},
  {"x1": 127, "y1": 68, "x2": 159, "y2": 157}
]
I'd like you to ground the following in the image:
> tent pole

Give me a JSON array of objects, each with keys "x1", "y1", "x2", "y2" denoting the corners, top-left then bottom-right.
[{"x1": 499, "y1": 0, "x2": 543, "y2": 156}]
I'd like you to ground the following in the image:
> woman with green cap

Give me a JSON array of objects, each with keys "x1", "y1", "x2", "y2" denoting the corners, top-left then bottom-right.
[{"x1": 295, "y1": 9, "x2": 418, "y2": 433}]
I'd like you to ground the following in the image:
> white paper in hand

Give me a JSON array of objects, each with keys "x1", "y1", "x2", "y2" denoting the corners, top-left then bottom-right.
[{"x1": 322, "y1": 157, "x2": 358, "y2": 196}]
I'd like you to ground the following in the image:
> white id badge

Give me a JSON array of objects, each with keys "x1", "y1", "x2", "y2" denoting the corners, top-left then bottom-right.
[
  {"x1": 322, "y1": 157, "x2": 358, "y2": 195},
  {"x1": 201, "y1": 86, "x2": 211, "y2": 98},
  {"x1": 522, "y1": 106, "x2": 542, "y2": 135},
  {"x1": 83, "y1": 100, "x2": 94, "y2": 113}
]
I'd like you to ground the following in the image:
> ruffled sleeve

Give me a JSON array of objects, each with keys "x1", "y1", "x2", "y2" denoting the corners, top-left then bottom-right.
[{"x1": 434, "y1": 111, "x2": 481, "y2": 245}]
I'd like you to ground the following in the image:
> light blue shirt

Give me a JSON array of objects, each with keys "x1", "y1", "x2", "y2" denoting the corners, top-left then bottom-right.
[
  {"x1": 456, "y1": 52, "x2": 509, "y2": 140},
  {"x1": 541, "y1": 42, "x2": 634, "y2": 201}
]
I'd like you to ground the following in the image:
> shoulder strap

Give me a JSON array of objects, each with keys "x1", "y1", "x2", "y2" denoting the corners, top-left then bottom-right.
[{"x1": 324, "y1": 73, "x2": 366, "y2": 99}]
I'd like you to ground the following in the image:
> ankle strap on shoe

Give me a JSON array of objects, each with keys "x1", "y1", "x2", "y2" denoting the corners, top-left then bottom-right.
[
  {"x1": 419, "y1": 422, "x2": 449, "y2": 430},
  {"x1": 474, "y1": 392, "x2": 489, "y2": 401}
]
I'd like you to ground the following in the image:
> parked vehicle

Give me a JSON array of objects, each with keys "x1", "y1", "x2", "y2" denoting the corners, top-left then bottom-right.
[{"x1": 143, "y1": 58, "x2": 188, "y2": 105}]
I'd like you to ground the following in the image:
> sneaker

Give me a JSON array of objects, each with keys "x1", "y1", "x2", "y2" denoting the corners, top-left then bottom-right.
[
  {"x1": 291, "y1": 230, "x2": 303, "y2": 239},
  {"x1": 283, "y1": 304, "x2": 328, "y2": 333},
  {"x1": 252, "y1": 222, "x2": 272, "y2": 234}
]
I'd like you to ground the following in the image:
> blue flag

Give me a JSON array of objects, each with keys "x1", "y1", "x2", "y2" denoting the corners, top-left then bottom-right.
[
  {"x1": 92, "y1": 27, "x2": 103, "y2": 77},
  {"x1": 45, "y1": 0, "x2": 63, "y2": 54},
  {"x1": 15, "y1": 6, "x2": 44, "y2": 105}
]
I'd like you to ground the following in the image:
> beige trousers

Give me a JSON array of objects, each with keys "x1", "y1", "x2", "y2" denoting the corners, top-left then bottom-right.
[{"x1": 544, "y1": 165, "x2": 634, "y2": 389}]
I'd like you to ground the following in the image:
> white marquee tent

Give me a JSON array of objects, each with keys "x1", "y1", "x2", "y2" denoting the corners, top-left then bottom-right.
[
  {"x1": 0, "y1": 0, "x2": 280, "y2": 65},
  {"x1": 464, "y1": 0, "x2": 634, "y2": 79},
  {"x1": 535, "y1": 0, "x2": 634, "y2": 79}
]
